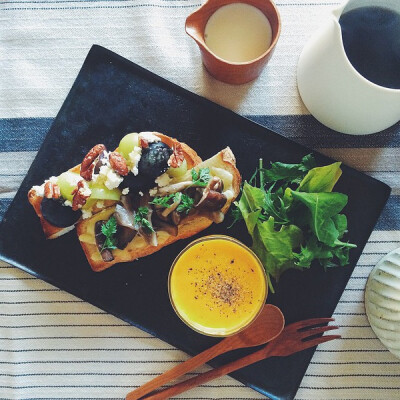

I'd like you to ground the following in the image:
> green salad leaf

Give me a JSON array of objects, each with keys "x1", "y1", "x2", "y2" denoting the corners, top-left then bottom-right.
[
  {"x1": 298, "y1": 162, "x2": 342, "y2": 193},
  {"x1": 230, "y1": 155, "x2": 356, "y2": 292}
]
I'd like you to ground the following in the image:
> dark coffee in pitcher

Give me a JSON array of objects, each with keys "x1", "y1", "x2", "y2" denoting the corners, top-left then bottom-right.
[{"x1": 339, "y1": 6, "x2": 400, "y2": 89}]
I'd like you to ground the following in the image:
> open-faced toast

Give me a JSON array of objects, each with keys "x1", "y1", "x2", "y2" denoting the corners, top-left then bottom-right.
[
  {"x1": 28, "y1": 132, "x2": 201, "y2": 239},
  {"x1": 77, "y1": 147, "x2": 241, "y2": 271}
]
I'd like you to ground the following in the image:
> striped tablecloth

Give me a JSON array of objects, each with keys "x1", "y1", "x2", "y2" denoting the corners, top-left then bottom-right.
[{"x1": 1, "y1": 1, "x2": 400, "y2": 399}]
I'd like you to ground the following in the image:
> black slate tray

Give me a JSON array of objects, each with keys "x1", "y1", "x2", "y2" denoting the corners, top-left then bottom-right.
[{"x1": 0, "y1": 45, "x2": 391, "y2": 400}]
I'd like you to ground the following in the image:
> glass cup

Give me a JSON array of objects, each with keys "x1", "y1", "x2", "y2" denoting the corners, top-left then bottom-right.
[{"x1": 168, "y1": 235, "x2": 268, "y2": 336}]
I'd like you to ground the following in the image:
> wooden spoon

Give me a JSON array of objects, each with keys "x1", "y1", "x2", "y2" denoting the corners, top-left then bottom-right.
[{"x1": 125, "y1": 304, "x2": 284, "y2": 400}]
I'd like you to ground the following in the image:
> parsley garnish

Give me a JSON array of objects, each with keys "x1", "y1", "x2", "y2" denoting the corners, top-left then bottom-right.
[
  {"x1": 150, "y1": 193, "x2": 195, "y2": 215},
  {"x1": 135, "y1": 206, "x2": 155, "y2": 233},
  {"x1": 176, "y1": 193, "x2": 194, "y2": 214},
  {"x1": 191, "y1": 167, "x2": 210, "y2": 187},
  {"x1": 150, "y1": 194, "x2": 176, "y2": 208},
  {"x1": 101, "y1": 216, "x2": 118, "y2": 252}
]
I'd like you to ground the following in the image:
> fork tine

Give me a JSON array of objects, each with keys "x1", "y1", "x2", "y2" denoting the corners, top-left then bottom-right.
[
  {"x1": 300, "y1": 325, "x2": 339, "y2": 339},
  {"x1": 298, "y1": 334, "x2": 341, "y2": 351},
  {"x1": 291, "y1": 317, "x2": 335, "y2": 330}
]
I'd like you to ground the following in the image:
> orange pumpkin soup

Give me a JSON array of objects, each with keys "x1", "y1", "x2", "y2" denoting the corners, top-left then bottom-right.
[{"x1": 169, "y1": 235, "x2": 267, "y2": 336}]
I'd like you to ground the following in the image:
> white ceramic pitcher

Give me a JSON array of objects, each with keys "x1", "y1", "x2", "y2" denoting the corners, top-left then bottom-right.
[{"x1": 297, "y1": 0, "x2": 400, "y2": 135}]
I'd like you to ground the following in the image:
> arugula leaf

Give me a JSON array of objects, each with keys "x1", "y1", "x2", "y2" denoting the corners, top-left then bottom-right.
[
  {"x1": 229, "y1": 155, "x2": 356, "y2": 291},
  {"x1": 191, "y1": 168, "x2": 210, "y2": 187},
  {"x1": 253, "y1": 217, "x2": 303, "y2": 284},
  {"x1": 176, "y1": 193, "x2": 194, "y2": 214},
  {"x1": 298, "y1": 162, "x2": 342, "y2": 193},
  {"x1": 290, "y1": 191, "x2": 348, "y2": 246},
  {"x1": 135, "y1": 206, "x2": 155, "y2": 233},
  {"x1": 101, "y1": 216, "x2": 117, "y2": 252},
  {"x1": 262, "y1": 154, "x2": 317, "y2": 185}
]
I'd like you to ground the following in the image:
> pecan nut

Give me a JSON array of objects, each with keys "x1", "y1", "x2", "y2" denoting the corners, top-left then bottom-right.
[
  {"x1": 72, "y1": 180, "x2": 90, "y2": 211},
  {"x1": 168, "y1": 143, "x2": 185, "y2": 168},
  {"x1": 109, "y1": 152, "x2": 129, "y2": 176},
  {"x1": 44, "y1": 181, "x2": 61, "y2": 199},
  {"x1": 80, "y1": 144, "x2": 106, "y2": 181}
]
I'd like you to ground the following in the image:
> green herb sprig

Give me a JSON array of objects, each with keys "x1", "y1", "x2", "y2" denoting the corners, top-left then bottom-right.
[
  {"x1": 191, "y1": 167, "x2": 210, "y2": 187},
  {"x1": 135, "y1": 206, "x2": 155, "y2": 233},
  {"x1": 176, "y1": 193, "x2": 194, "y2": 214},
  {"x1": 150, "y1": 192, "x2": 194, "y2": 215},
  {"x1": 231, "y1": 155, "x2": 356, "y2": 292},
  {"x1": 101, "y1": 216, "x2": 118, "y2": 252}
]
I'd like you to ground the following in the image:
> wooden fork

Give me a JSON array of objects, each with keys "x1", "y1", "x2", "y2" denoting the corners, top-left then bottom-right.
[{"x1": 141, "y1": 317, "x2": 340, "y2": 400}]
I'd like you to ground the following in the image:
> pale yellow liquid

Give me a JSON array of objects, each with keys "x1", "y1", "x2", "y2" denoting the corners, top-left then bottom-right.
[
  {"x1": 204, "y1": 3, "x2": 272, "y2": 63},
  {"x1": 169, "y1": 238, "x2": 267, "y2": 336}
]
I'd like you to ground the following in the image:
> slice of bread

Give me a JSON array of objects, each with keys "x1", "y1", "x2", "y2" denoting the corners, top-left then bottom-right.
[
  {"x1": 77, "y1": 147, "x2": 241, "y2": 272},
  {"x1": 28, "y1": 133, "x2": 201, "y2": 239}
]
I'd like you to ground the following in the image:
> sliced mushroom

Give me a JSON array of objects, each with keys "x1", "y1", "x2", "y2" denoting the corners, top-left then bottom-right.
[
  {"x1": 116, "y1": 225, "x2": 137, "y2": 250},
  {"x1": 113, "y1": 204, "x2": 138, "y2": 249},
  {"x1": 114, "y1": 203, "x2": 135, "y2": 230},
  {"x1": 209, "y1": 176, "x2": 224, "y2": 193},
  {"x1": 94, "y1": 220, "x2": 114, "y2": 262},
  {"x1": 171, "y1": 210, "x2": 182, "y2": 226},
  {"x1": 152, "y1": 213, "x2": 178, "y2": 236},
  {"x1": 156, "y1": 181, "x2": 193, "y2": 196},
  {"x1": 195, "y1": 189, "x2": 227, "y2": 211},
  {"x1": 161, "y1": 193, "x2": 182, "y2": 218}
]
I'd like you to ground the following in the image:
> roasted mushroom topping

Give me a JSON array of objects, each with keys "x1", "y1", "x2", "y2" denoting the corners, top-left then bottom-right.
[
  {"x1": 152, "y1": 213, "x2": 178, "y2": 236},
  {"x1": 40, "y1": 197, "x2": 82, "y2": 227},
  {"x1": 156, "y1": 181, "x2": 194, "y2": 196},
  {"x1": 114, "y1": 204, "x2": 135, "y2": 230},
  {"x1": 171, "y1": 210, "x2": 181, "y2": 226},
  {"x1": 116, "y1": 226, "x2": 136, "y2": 250},
  {"x1": 94, "y1": 220, "x2": 114, "y2": 262},
  {"x1": 209, "y1": 176, "x2": 224, "y2": 193},
  {"x1": 195, "y1": 177, "x2": 227, "y2": 211}
]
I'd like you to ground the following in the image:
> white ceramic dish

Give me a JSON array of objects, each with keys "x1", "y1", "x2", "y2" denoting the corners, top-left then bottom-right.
[{"x1": 365, "y1": 248, "x2": 400, "y2": 358}]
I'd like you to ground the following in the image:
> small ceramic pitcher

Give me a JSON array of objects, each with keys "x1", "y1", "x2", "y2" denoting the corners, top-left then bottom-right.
[
  {"x1": 297, "y1": 0, "x2": 400, "y2": 135},
  {"x1": 185, "y1": 0, "x2": 281, "y2": 85}
]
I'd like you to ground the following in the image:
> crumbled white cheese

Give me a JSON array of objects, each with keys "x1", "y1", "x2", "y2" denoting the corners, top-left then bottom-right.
[
  {"x1": 155, "y1": 173, "x2": 172, "y2": 188},
  {"x1": 128, "y1": 146, "x2": 142, "y2": 176},
  {"x1": 32, "y1": 185, "x2": 44, "y2": 197},
  {"x1": 139, "y1": 132, "x2": 161, "y2": 143},
  {"x1": 105, "y1": 168, "x2": 123, "y2": 190},
  {"x1": 92, "y1": 153, "x2": 110, "y2": 181},
  {"x1": 121, "y1": 188, "x2": 130, "y2": 195},
  {"x1": 91, "y1": 173, "x2": 99, "y2": 183},
  {"x1": 101, "y1": 151, "x2": 109, "y2": 165},
  {"x1": 80, "y1": 181, "x2": 92, "y2": 197},
  {"x1": 64, "y1": 200, "x2": 72, "y2": 207},
  {"x1": 139, "y1": 191, "x2": 144, "y2": 197},
  {"x1": 82, "y1": 209, "x2": 93, "y2": 219},
  {"x1": 48, "y1": 176, "x2": 58, "y2": 184},
  {"x1": 96, "y1": 201, "x2": 104, "y2": 209},
  {"x1": 149, "y1": 187, "x2": 158, "y2": 197}
]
